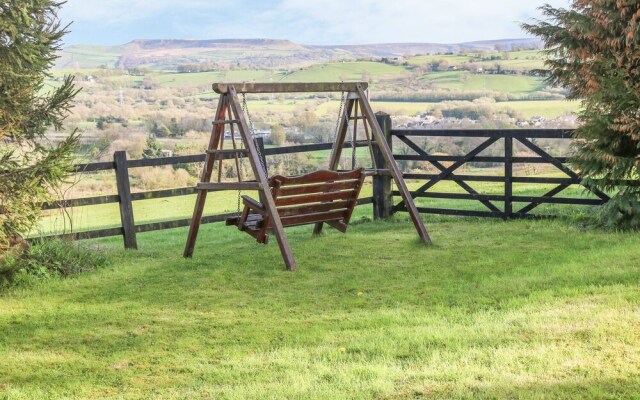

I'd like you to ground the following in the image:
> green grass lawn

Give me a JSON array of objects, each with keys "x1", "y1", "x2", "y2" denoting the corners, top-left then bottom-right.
[{"x1": 2, "y1": 215, "x2": 639, "y2": 399}]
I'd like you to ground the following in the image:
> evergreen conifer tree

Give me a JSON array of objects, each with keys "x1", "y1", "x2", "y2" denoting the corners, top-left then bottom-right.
[
  {"x1": 0, "y1": 1, "x2": 79, "y2": 251},
  {"x1": 523, "y1": 1, "x2": 640, "y2": 228}
]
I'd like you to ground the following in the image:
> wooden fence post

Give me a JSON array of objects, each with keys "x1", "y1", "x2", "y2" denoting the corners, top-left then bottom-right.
[
  {"x1": 373, "y1": 112, "x2": 393, "y2": 219},
  {"x1": 114, "y1": 151, "x2": 138, "y2": 249},
  {"x1": 504, "y1": 135, "x2": 513, "y2": 220}
]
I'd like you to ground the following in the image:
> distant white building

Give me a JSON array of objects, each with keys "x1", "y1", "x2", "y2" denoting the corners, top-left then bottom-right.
[
  {"x1": 224, "y1": 129, "x2": 270, "y2": 139},
  {"x1": 253, "y1": 129, "x2": 271, "y2": 138}
]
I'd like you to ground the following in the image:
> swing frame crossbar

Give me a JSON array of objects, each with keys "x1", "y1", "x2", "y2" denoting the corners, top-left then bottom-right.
[
  {"x1": 213, "y1": 82, "x2": 368, "y2": 94},
  {"x1": 184, "y1": 82, "x2": 431, "y2": 271}
]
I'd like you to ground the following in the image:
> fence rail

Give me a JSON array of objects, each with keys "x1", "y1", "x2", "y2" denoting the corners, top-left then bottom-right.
[
  {"x1": 40, "y1": 138, "x2": 376, "y2": 248},
  {"x1": 39, "y1": 115, "x2": 614, "y2": 248}
]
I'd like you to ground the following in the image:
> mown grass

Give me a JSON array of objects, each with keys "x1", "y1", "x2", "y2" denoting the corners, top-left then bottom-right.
[{"x1": 2, "y1": 215, "x2": 639, "y2": 399}]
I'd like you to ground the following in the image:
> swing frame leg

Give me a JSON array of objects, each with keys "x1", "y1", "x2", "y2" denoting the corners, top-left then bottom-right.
[
  {"x1": 184, "y1": 95, "x2": 228, "y2": 258},
  {"x1": 313, "y1": 96, "x2": 357, "y2": 236}
]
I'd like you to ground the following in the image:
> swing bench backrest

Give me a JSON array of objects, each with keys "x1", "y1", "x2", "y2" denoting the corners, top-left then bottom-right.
[{"x1": 226, "y1": 168, "x2": 366, "y2": 244}]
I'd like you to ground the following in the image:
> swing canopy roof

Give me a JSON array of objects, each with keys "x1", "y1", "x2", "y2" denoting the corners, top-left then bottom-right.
[{"x1": 212, "y1": 82, "x2": 369, "y2": 94}]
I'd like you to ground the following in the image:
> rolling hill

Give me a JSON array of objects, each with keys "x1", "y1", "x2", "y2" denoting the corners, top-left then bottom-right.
[{"x1": 56, "y1": 38, "x2": 542, "y2": 70}]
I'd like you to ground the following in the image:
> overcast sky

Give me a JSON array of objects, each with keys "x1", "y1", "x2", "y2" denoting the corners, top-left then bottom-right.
[{"x1": 59, "y1": 0, "x2": 571, "y2": 46}]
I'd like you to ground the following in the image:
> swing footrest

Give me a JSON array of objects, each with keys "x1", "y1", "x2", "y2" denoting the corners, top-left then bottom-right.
[
  {"x1": 225, "y1": 217, "x2": 240, "y2": 226},
  {"x1": 226, "y1": 214, "x2": 269, "y2": 244}
]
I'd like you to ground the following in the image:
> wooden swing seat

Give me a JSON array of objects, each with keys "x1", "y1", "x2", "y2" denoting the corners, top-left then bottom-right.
[{"x1": 226, "y1": 168, "x2": 365, "y2": 244}]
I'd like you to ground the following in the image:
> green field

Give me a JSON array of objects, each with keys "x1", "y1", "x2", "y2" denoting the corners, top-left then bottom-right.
[
  {"x1": 407, "y1": 50, "x2": 545, "y2": 71},
  {"x1": 56, "y1": 45, "x2": 125, "y2": 69},
  {"x1": 421, "y1": 72, "x2": 546, "y2": 94},
  {"x1": 498, "y1": 100, "x2": 581, "y2": 118},
  {"x1": 51, "y1": 46, "x2": 574, "y2": 121},
  {"x1": 222, "y1": 97, "x2": 579, "y2": 120},
  {"x1": 315, "y1": 98, "x2": 579, "y2": 119},
  {"x1": 408, "y1": 54, "x2": 472, "y2": 65},
  {"x1": 475, "y1": 58, "x2": 545, "y2": 70},
  {"x1": 277, "y1": 62, "x2": 409, "y2": 82},
  {"x1": 155, "y1": 70, "x2": 275, "y2": 88},
  {"x1": 3, "y1": 215, "x2": 640, "y2": 399}
]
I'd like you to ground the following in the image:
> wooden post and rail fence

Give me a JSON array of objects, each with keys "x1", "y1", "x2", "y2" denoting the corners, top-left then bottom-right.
[{"x1": 39, "y1": 113, "x2": 610, "y2": 249}]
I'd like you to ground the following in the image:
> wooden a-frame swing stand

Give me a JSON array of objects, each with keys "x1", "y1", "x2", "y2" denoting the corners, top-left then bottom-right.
[{"x1": 184, "y1": 82, "x2": 431, "y2": 271}]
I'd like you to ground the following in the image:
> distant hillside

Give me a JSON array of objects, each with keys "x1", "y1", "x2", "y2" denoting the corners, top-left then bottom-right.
[
  {"x1": 124, "y1": 38, "x2": 305, "y2": 50},
  {"x1": 56, "y1": 38, "x2": 542, "y2": 70},
  {"x1": 314, "y1": 38, "x2": 542, "y2": 57}
]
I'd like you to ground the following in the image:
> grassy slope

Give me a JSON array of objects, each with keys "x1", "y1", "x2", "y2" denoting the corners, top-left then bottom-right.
[
  {"x1": 407, "y1": 50, "x2": 545, "y2": 70},
  {"x1": 276, "y1": 62, "x2": 409, "y2": 82},
  {"x1": 155, "y1": 70, "x2": 275, "y2": 88},
  {"x1": 496, "y1": 99, "x2": 581, "y2": 118},
  {"x1": 1, "y1": 217, "x2": 639, "y2": 399},
  {"x1": 366, "y1": 100, "x2": 579, "y2": 118},
  {"x1": 56, "y1": 45, "x2": 125, "y2": 69},
  {"x1": 422, "y1": 72, "x2": 546, "y2": 94},
  {"x1": 222, "y1": 97, "x2": 577, "y2": 120},
  {"x1": 53, "y1": 48, "x2": 571, "y2": 119}
]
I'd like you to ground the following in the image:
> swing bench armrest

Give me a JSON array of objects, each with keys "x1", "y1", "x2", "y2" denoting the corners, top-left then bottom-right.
[
  {"x1": 226, "y1": 195, "x2": 266, "y2": 229},
  {"x1": 241, "y1": 195, "x2": 266, "y2": 214}
]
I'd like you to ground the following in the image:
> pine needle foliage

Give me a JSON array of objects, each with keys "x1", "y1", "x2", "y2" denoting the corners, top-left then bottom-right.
[
  {"x1": 0, "y1": 0, "x2": 80, "y2": 251},
  {"x1": 523, "y1": 1, "x2": 640, "y2": 228}
]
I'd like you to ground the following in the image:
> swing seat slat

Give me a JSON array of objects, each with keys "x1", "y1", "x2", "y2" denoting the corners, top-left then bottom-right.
[{"x1": 226, "y1": 168, "x2": 365, "y2": 244}]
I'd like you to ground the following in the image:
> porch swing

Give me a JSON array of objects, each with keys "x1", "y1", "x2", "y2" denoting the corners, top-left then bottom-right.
[
  {"x1": 183, "y1": 82, "x2": 431, "y2": 271},
  {"x1": 226, "y1": 88, "x2": 366, "y2": 244}
]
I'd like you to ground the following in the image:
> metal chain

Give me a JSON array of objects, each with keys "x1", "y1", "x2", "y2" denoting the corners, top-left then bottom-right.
[
  {"x1": 231, "y1": 97, "x2": 247, "y2": 216},
  {"x1": 351, "y1": 128, "x2": 357, "y2": 169},
  {"x1": 351, "y1": 98, "x2": 358, "y2": 169},
  {"x1": 332, "y1": 91, "x2": 346, "y2": 143},
  {"x1": 332, "y1": 90, "x2": 347, "y2": 168},
  {"x1": 236, "y1": 183, "x2": 242, "y2": 216},
  {"x1": 242, "y1": 93, "x2": 268, "y2": 177}
]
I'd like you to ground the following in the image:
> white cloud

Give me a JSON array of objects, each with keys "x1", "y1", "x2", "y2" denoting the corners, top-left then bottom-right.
[
  {"x1": 265, "y1": 0, "x2": 572, "y2": 44},
  {"x1": 60, "y1": 0, "x2": 225, "y2": 25},
  {"x1": 60, "y1": 0, "x2": 572, "y2": 45}
]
